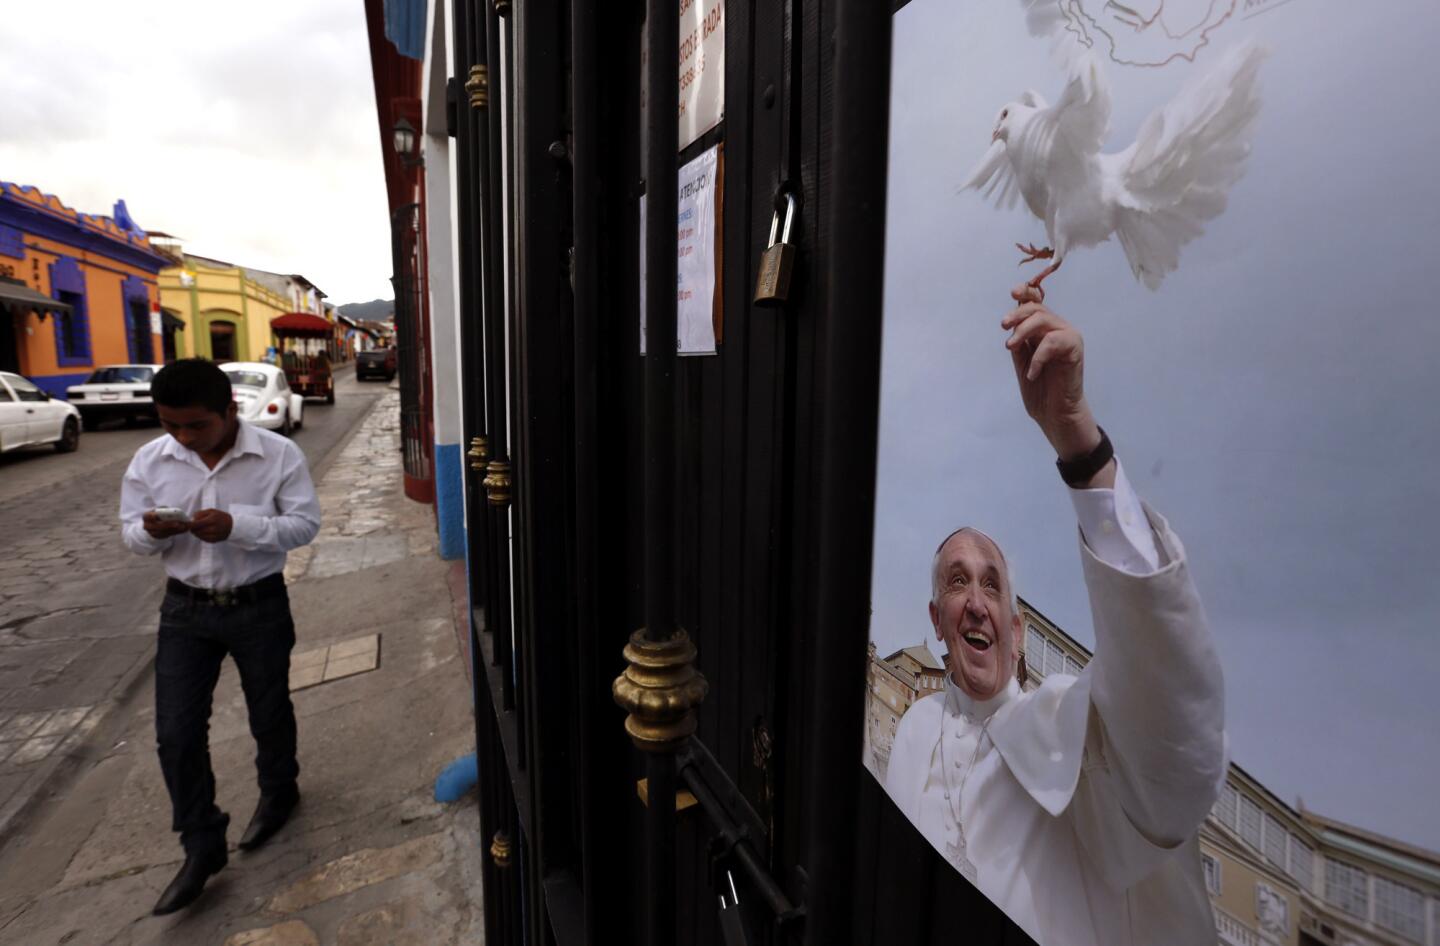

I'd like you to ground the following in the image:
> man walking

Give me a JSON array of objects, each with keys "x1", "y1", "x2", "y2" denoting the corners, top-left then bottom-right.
[{"x1": 119, "y1": 358, "x2": 321, "y2": 915}]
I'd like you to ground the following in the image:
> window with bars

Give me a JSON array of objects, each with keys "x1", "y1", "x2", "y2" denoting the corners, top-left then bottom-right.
[
  {"x1": 1026, "y1": 625, "x2": 1046, "y2": 678},
  {"x1": 1202, "y1": 853, "x2": 1222, "y2": 895},
  {"x1": 1239, "y1": 796, "x2": 1262, "y2": 850},
  {"x1": 1064, "y1": 655, "x2": 1083, "y2": 676},
  {"x1": 1214, "y1": 784, "x2": 1238, "y2": 830},
  {"x1": 1325, "y1": 858, "x2": 1369, "y2": 920},
  {"x1": 1373, "y1": 876, "x2": 1424, "y2": 942},
  {"x1": 1045, "y1": 640, "x2": 1065, "y2": 677},
  {"x1": 1263, "y1": 813, "x2": 1287, "y2": 868},
  {"x1": 1289, "y1": 834, "x2": 1314, "y2": 894}
]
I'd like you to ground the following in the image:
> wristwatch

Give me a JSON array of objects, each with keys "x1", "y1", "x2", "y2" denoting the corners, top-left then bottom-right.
[{"x1": 1055, "y1": 426, "x2": 1113, "y2": 487}]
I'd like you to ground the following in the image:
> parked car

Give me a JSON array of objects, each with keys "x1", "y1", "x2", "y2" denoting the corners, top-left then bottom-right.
[
  {"x1": 0, "y1": 371, "x2": 81, "y2": 454},
  {"x1": 356, "y1": 347, "x2": 397, "y2": 381},
  {"x1": 220, "y1": 362, "x2": 304, "y2": 436},
  {"x1": 65, "y1": 364, "x2": 163, "y2": 429}
]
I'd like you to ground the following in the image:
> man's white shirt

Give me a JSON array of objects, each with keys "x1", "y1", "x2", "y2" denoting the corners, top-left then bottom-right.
[
  {"x1": 885, "y1": 460, "x2": 1225, "y2": 946},
  {"x1": 120, "y1": 421, "x2": 322, "y2": 589}
]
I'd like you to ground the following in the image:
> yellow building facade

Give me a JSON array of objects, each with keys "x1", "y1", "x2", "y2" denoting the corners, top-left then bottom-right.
[{"x1": 156, "y1": 250, "x2": 327, "y2": 364}]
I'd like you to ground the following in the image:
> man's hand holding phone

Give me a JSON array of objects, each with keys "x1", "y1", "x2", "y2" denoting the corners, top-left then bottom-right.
[{"x1": 144, "y1": 507, "x2": 191, "y2": 539}]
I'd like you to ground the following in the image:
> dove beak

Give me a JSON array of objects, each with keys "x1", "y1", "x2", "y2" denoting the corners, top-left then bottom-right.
[{"x1": 991, "y1": 128, "x2": 1001, "y2": 144}]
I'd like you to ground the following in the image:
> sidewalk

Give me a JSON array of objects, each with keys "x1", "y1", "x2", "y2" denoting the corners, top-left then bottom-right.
[{"x1": 0, "y1": 391, "x2": 484, "y2": 945}]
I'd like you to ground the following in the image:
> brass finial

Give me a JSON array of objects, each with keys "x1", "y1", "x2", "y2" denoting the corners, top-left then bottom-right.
[
  {"x1": 612, "y1": 629, "x2": 709, "y2": 753},
  {"x1": 494, "y1": 0, "x2": 511, "y2": 16},
  {"x1": 467, "y1": 435, "x2": 489, "y2": 471},
  {"x1": 490, "y1": 830, "x2": 512, "y2": 867},
  {"x1": 483, "y1": 459, "x2": 512, "y2": 506},
  {"x1": 465, "y1": 65, "x2": 489, "y2": 109}
]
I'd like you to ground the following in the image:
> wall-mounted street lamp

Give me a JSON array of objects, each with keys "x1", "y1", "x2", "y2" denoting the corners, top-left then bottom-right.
[{"x1": 392, "y1": 117, "x2": 423, "y2": 168}]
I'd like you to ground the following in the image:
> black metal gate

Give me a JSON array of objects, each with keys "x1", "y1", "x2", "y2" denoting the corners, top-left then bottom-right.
[
  {"x1": 392, "y1": 201, "x2": 432, "y2": 491},
  {"x1": 446, "y1": 1, "x2": 1031, "y2": 943}
]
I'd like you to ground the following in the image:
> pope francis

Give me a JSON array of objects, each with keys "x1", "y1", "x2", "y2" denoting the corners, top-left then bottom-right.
[{"x1": 884, "y1": 285, "x2": 1226, "y2": 946}]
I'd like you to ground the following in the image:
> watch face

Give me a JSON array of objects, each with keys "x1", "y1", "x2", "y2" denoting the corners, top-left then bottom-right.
[{"x1": 867, "y1": 1, "x2": 1439, "y2": 941}]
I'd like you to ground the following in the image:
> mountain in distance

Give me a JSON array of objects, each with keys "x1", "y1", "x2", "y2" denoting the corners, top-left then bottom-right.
[{"x1": 336, "y1": 299, "x2": 395, "y2": 321}]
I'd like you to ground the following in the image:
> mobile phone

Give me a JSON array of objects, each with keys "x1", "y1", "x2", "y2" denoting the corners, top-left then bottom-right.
[{"x1": 153, "y1": 507, "x2": 190, "y2": 523}]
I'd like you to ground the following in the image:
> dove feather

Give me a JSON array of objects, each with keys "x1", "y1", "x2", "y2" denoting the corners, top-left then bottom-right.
[{"x1": 1112, "y1": 40, "x2": 1270, "y2": 288}]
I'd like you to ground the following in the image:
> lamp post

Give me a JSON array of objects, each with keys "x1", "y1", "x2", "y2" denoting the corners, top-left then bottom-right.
[{"x1": 392, "y1": 117, "x2": 423, "y2": 168}]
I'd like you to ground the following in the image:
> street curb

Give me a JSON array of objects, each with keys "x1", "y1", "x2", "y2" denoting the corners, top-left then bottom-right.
[{"x1": 0, "y1": 620, "x2": 159, "y2": 853}]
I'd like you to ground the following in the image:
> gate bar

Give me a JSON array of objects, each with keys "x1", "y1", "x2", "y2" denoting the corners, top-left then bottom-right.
[
  {"x1": 803, "y1": 0, "x2": 894, "y2": 942},
  {"x1": 643, "y1": 0, "x2": 681, "y2": 942}
]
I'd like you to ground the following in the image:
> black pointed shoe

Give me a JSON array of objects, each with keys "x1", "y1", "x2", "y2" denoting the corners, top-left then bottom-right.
[
  {"x1": 153, "y1": 848, "x2": 227, "y2": 915},
  {"x1": 237, "y1": 788, "x2": 300, "y2": 851}
]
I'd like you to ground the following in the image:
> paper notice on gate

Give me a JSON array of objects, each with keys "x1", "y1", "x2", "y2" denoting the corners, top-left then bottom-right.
[{"x1": 640, "y1": 143, "x2": 722, "y2": 357}]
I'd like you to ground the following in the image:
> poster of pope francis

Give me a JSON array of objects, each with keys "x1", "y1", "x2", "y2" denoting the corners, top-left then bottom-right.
[{"x1": 863, "y1": 1, "x2": 1440, "y2": 945}]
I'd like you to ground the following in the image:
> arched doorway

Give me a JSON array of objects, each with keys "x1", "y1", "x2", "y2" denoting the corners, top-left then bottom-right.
[{"x1": 209, "y1": 321, "x2": 237, "y2": 362}]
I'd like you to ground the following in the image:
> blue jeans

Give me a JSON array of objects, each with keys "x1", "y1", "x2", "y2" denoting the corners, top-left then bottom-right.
[{"x1": 155, "y1": 580, "x2": 299, "y2": 856}]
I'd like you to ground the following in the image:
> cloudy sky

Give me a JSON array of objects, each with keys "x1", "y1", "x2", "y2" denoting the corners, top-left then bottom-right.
[
  {"x1": 872, "y1": 0, "x2": 1440, "y2": 852},
  {"x1": 0, "y1": 0, "x2": 392, "y2": 305}
]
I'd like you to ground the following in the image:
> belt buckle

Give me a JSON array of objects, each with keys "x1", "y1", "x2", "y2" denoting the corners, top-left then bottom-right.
[{"x1": 212, "y1": 589, "x2": 237, "y2": 608}]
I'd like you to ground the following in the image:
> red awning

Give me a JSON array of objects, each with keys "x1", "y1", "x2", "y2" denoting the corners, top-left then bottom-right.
[{"x1": 270, "y1": 312, "x2": 334, "y2": 338}]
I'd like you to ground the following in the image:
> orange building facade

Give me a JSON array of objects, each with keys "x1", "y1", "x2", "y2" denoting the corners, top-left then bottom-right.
[{"x1": 0, "y1": 183, "x2": 170, "y2": 396}]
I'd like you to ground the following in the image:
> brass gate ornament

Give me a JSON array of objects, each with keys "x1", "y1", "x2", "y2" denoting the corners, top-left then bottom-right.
[
  {"x1": 465, "y1": 65, "x2": 489, "y2": 110},
  {"x1": 468, "y1": 435, "x2": 489, "y2": 472},
  {"x1": 490, "y1": 830, "x2": 512, "y2": 868},
  {"x1": 483, "y1": 459, "x2": 511, "y2": 506},
  {"x1": 612, "y1": 629, "x2": 708, "y2": 752}
]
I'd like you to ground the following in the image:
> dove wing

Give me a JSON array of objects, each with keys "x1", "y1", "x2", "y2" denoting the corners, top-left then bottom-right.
[
  {"x1": 1041, "y1": 55, "x2": 1110, "y2": 162},
  {"x1": 961, "y1": 140, "x2": 1023, "y2": 212},
  {"x1": 1019, "y1": 0, "x2": 1069, "y2": 38},
  {"x1": 1113, "y1": 40, "x2": 1269, "y2": 289},
  {"x1": 963, "y1": 59, "x2": 1109, "y2": 218}
]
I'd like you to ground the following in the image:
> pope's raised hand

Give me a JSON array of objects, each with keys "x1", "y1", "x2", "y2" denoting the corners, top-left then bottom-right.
[{"x1": 1002, "y1": 284, "x2": 1104, "y2": 466}]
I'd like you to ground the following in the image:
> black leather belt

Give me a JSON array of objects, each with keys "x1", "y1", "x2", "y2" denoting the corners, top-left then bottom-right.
[{"x1": 165, "y1": 573, "x2": 286, "y2": 607}]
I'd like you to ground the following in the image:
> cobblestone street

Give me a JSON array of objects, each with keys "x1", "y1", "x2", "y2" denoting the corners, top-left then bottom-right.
[{"x1": 0, "y1": 431, "x2": 171, "y2": 840}]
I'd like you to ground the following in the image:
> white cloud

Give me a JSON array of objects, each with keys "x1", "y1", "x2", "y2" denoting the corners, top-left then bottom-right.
[{"x1": 0, "y1": 0, "x2": 393, "y2": 303}]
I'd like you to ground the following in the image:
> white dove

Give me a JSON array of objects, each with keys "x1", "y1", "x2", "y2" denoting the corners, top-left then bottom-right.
[{"x1": 963, "y1": 41, "x2": 1268, "y2": 296}]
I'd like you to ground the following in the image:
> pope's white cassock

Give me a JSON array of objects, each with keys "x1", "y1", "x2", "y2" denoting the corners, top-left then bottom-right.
[{"x1": 885, "y1": 463, "x2": 1226, "y2": 946}]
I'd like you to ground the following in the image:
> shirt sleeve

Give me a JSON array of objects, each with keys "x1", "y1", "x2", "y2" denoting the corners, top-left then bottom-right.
[
  {"x1": 226, "y1": 442, "x2": 322, "y2": 552},
  {"x1": 1073, "y1": 507, "x2": 1227, "y2": 873},
  {"x1": 119, "y1": 454, "x2": 173, "y2": 556},
  {"x1": 1067, "y1": 459, "x2": 1162, "y2": 575}
]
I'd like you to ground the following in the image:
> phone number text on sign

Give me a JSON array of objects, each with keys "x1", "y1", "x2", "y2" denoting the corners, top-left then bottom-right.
[{"x1": 677, "y1": 0, "x2": 724, "y2": 148}]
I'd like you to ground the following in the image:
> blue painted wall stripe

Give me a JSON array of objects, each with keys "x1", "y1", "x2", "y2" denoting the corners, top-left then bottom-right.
[
  {"x1": 30, "y1": 372, "x2": 91, "y2": 398},
  {"x1": 433, "y1": 442, "x2": 465, "y2": 561}
]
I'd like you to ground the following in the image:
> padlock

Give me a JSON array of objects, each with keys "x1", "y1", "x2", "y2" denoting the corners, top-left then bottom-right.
[{"x1": 753, "y1": 193, "x2": 798, "y2": 307}]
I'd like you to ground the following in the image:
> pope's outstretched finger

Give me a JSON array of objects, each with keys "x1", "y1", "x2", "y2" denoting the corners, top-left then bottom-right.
[
  {"x1": 1025, "y1": 332, "x2": 1072, "y2": 381},
  {"x1": 1001, "y1": 302, "x2": 1047, "y2": 330},
  {"x1": 1006, "y1": 310, "x2": 1064, "y2": 350}
]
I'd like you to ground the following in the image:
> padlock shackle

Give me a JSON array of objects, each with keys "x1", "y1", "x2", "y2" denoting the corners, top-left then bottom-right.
[{"x1": 766, "y1": 192, "x2": 798, "y2": 248}]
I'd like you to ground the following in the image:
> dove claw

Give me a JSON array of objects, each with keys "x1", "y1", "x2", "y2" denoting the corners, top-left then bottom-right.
[
  {"x1": 1024, "y1": 256, "x2": 1064, "y2": 302},
  {"x1": 1016, "y1": 242, "x2": 1056, "y2": 266}
]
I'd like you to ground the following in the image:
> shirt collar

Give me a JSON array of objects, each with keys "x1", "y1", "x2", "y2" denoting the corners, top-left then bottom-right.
[
  {"x1": 162, "y1": 419, "x2": 264, "y2": 466},
  {"x1": 944, "y1": 673, "x2": 1020, "y2": 723}
]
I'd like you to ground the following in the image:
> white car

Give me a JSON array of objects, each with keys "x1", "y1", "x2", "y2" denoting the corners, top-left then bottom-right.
[
  {"x1": 220, "y1": 362, "x2": 304, "y2": 436},
  {"x1": 65, "y1": 364, "x2": 163, "y2": 429},
  {"x1": 0, "y1": 371, "x2": 81, "y2": 454}
]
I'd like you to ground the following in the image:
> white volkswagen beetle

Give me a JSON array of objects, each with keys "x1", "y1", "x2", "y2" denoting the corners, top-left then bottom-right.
[
  {"x1": 220, "y1": 362, "x2": 304, "y2": 436},
  {"x1": 0, "y1": 371, "x2": 81, "y2": 453}
]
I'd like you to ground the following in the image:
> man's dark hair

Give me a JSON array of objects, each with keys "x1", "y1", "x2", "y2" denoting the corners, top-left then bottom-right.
[{"x1": 150, "y1": 359, "x2": 233, "y2": 415}]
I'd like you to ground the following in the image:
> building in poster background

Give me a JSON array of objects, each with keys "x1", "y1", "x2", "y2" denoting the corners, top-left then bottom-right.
[
  {"x1": 640, "y1": 143, "x2": 722, "y2": 356},
  {"x1": 864, "y1": 601, "x2": 1440, "y2": 946}
]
